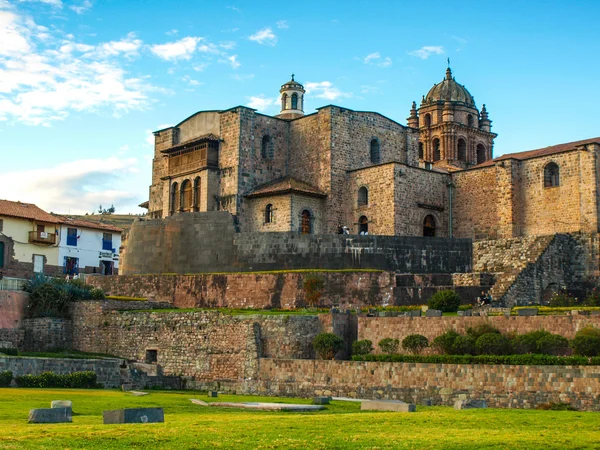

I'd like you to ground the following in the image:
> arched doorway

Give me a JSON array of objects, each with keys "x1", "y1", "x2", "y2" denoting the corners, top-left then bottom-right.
[
  {"x1": 301, "y1": 210, "x2": 312, "y2": 234},
  {"x1": 170, "y1": 182, "x2": 179, "y2": 215},
  {"x1": 476, "y1": 144, "x2": 486, "y2": 164},
  {"x1": 423, "y1": 215, "x2": 436, "y2": 237},
  {"x1": 433, "y1": 138, "x2": 441, "y2": 161},
  {"x1": 359, "y1": 216, "x2": 368, "y2": 234},
  {"x1": 457, "y1": 138, "x2": 467, "y2": 162},
  {"x1": 181, "y1": 179, "x2": 192, "y2": 212}
]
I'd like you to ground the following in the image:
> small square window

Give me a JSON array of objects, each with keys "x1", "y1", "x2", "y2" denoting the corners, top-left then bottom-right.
[{"x1": 145, "y1": 349, "x2": 158, "y2": 364}]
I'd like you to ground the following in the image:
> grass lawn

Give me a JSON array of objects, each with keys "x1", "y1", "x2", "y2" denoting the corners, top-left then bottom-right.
[{"x1": 1, "y1": 389, "x2": 599, "y2": 449}]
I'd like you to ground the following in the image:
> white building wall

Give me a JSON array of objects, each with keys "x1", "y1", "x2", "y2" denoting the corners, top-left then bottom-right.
[{"x1": 57, "y1": 225, "x2": 121, "y2": 274}]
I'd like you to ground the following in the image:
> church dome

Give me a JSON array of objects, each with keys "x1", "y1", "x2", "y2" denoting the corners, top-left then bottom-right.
[
  {"x1": 280, "y1": 74, "x2": 304, "y2": 92},
  {"x1": 425, "y1": 68, "x2": 475, "y2": 107}
]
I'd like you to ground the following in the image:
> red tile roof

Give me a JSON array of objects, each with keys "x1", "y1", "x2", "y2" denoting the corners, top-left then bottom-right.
[
  {"x1": 54, "y1": 216, "x2": 122, "y2": 233},
  {"x1": 245, "y1": 176, "x2": 327, "y2": 199},
  {"x1": 0, "y1": 199, "x2": 60, "y2": 223},
  {"x1": 473, "y1": 137, "x2": 600, "y2": 168}
]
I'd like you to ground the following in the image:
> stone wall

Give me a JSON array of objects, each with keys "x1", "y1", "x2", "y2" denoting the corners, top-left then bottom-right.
[
  {"x1": 120, "y1": 211, "x2": 473, "y2": 275},
  {"x1": 0, "y1": 356, "x2": 122, "y2": 388},
  {"x1": 252, "y1": 359, "x2": 600, "y2": 411},
  {"x1": 0, "y1": 329, "x2": 24, "y2": 349},
  {"x1": 358, "y1": 315, "x2": 600, "y2": 354},
  {"x1": 22, "y1": 318, "x2": 73, "y2": 352},
  {"x1": 0, "y1": 291, "x2": 29, "y2": 328}
]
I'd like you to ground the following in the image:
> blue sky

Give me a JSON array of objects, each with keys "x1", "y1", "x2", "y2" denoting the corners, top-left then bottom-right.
[{"x1": 1, "y1": 0, "x2": 599, "y2": 214}]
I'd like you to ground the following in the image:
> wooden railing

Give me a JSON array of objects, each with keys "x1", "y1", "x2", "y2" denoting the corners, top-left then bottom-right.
[{"x1": 28, "y1": 231, "x2": 56, "y2": 245}]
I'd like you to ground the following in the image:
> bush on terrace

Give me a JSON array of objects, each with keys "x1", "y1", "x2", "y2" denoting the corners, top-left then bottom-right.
[
  {"x1": 427, "y1": 290, "x2": 461, "y2": 312},
  {"x1": 313, "y1": 333, "x2": 344, "y2": 360}
]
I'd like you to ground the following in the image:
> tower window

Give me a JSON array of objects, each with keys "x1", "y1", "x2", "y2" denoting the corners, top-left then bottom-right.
[
  {"x1": 265, "y1": 204, "x2": 274, "y2": 223},
  {"x1": 193, "y1": 177, "x2": 201, "y2": 211},
  {"x1": 370, "y1": 139, "x2": 380, "y2": 164},
  {"x1": 544, "y1": 162, "x2": 560, "y2": 188},
  {"x1": 300, "y1": 210, "x2": 312, "y2": 234},
  {"x1": 423, "y1": 215, "x2": 436, "y2": 237},
  {"x1": 170, "y1": 182, "x2": 179, "y2": 214},
  {"x1": 181, "y1": 179, "x2": 192, "y2": 212},
  {"x1": 291, "y1": 93, "x2": 298, "y2": 110},
  {"x1": 433, "y1": 138, "x2": 441, "y2": 161},
  {"x1": 457, "y1": 138, "x2": 467, "y2": 162},
  {"x1": 281, "y1": 93, "x2": 287, "y2": 110},
  {"x1": 358, "y1": 187, "x2": 368, "y2": 207},
  {"x1": 359, "y1": 216, "x2": 368, "y2": 234},
  {"x1": 424, "y1": 113, "x2": 431, "y2": 127},
  {"x1": 476, "y1": 144, "x2": 486, "y2": 164},
  {"x1": 261, "y1": 135, "x2": 271, "y2": 159},
  {"x1": 468, "y1": 114, "x2": 474, "y2": 127},
  {"x1": 418, "y1": 142, "x2": 424, "y2": 159}
]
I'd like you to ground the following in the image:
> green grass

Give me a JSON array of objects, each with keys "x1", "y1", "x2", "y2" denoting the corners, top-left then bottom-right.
[
  {"x1": 105, "y1": 296, "x2": 148, "y2": 302},
  {"x1": 1, "y1": 388, "x2": 599, "y2": 449}
]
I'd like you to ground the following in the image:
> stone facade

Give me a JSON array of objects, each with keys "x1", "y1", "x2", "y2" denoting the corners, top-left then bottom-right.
[{"x1": 22, "y1": 318, "x2": 72, "y2": 352}]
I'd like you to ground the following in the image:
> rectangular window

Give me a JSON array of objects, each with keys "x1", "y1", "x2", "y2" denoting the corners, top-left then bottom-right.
[
  {"x1": 102, "y1": 233, "x2": 113, "y2": 251},
  {"x1": 67, "y1": 228, "x2": 77, "y2": 246},
  {"x1": 37, "y1": 224, "x2": 45, "y2": 233},
  {"x1": 64, "y1": 256, "x2": 79, "y2": 275},
  {"x1": 33, "y1": 254, "x2": 44, "y2": 273}
]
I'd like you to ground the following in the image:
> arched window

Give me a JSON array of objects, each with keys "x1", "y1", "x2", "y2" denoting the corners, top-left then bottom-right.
[
  {"x1": 193, "y1": 177, "x2": 201, "y2": 211},
  {"x1": 424, "y1": 113, "x2": 431, "y2": 127},
  {"x1": 281, "y1": 93, "x2": 287, "y2": 110},
  {"x1": 544, "y1": 162, "x2": 560, "y2": 188},
  {"x1": 457, "y1": 138, "x2": 467, "y2": 162},
  {"x1": 370, "y1": 139, "x2": 380, "y2": 164},
  {"x1": 300, "y1": 210, "x2": 312, "y2": 234},
  {"x1": 423, "y1": 215, "x2": 436, "y2": 237},
  {"x1": 291, "y1": 93, "x2": 298, "y2": 109},
  {"x1": 170, "y1": 182, "x2": 179, "y2": 214},
  {"x1": 476, "y1": 144, "x2": 486, "y2": 164},
  {"x1": 358, "y1": 186, "x2": 368, "y2": 207},
  {"x1": 359, "y1": 216, "x2": 368, "y2": 234},
  {"x1": 467, "y1": 114, "x2": 474, "y2": 127},
  {"x1": 181, "y1": 179, "x2": 192, "y2": 212},
  {"x1": 418, "y1": 142, "x2": 424, "y2": 159},
  {"x1": 265, "y1": 204, "x2": 274, "y2": 223},
  {"x1": 433, "y1": 138, "x2": 441, "y2": 161},
  {"x1": 261, "y1": 135, "x2": 271, "y2": 159}
]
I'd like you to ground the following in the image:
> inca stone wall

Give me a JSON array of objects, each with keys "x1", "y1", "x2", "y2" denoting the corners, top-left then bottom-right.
[
  {"x1": 0, "y1": 356, "x2": 122, "y2": 388},
  {"x1": 0, "y1": 291, "x2": 29, "y2": 328},
  {"x1": 119, "y1": 211, "x2": 472, "y2": 275},
  {"x1": 251, "y1": 359, "x2": 600, "y2": 411},
  {"x1": 358, "y1": 315, "x2": 600, "y2": 355},
  {"x1": 22, "y1": 318, "x2": 72, "y2": 352}
]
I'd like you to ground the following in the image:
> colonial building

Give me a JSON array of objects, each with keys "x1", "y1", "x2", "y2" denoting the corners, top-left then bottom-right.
[{"x1": 143, "y1": 68, "x2": 599, "y2": 241}]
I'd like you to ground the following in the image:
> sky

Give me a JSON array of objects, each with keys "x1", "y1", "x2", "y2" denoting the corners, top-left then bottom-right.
[{"x1": 0, "y1": 0, "x2": 599, "y2": 215}]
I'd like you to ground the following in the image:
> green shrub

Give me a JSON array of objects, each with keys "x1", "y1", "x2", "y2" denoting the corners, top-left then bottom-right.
[
  {"x1": 466, "y1": 323, "x2": 501, "y2": 340},
  {"x1": 571, "y1": 327, "x2": 600, "y2": 356},
  {"x1": 313, "y1": 333, "x2": 344, "y2": 360},
  {"x1": 548, "y1": 290, "x2": 578, "y2": 307},
  {"x1": 475, "y1": 333, "x2": 510, "y2": 355},
  {"x1": 536, "y1": 402, "x2": 577, "y2": 411},
  {"x1": 432, "y1": 330, "x2": 461, "y2": 354},
  {"x1": 90, "y1": 288, "x2": 105, "y2": 300},
  {"x1": 427, "y1": 290, "x2": 461, "y2": 312},
  {"x1": 511, "y1": 333, "x2": 539, "y2": 354},
  {"x1": 352, "y1": 340, "x2": 373, "y2": 356},
  {"x1": 352, "y1": 353, "x2": 590, "y2": 366},
  {"x1": 402, "y1": 334, "x2": 429, "y2": 355},
  {"x1": 452, "y1": 335, "x2": 476, "y2": 355},
  {"x1": 0, "y1": 348, "x2": 18, "y2": 356},
  {"x1": 378, "y1": 338, "x2": 400, "y2": 354},
  {"x1": 0, "y1": 371, "x2": 12, "y2": 387},
  {"x1": 537, "y1": 333, "x2": 570, "y2": 356},
  {"x1": 14, "y1": 371, "x2": 98, "y2": 388}
]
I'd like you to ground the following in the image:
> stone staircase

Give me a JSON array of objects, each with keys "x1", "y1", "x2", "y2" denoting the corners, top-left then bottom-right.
[{"x1": 473, "y1": 235, "x2": 556, "y2": 305}]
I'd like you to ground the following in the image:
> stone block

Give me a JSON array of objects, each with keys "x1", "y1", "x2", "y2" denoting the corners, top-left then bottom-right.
[
  {"x1": 425, "y1": 309, "x2": 442, "y2": 317},
  {"x1": 454, "y1": 399, "x2": 487, "y2": 410},
  {"x1": 312, "y1": 397, "x2": 331, "y2": 405},
  {"x1": 29, "y1": 407, "x2": 72, "y2": 424},
  {"x1": 208, "y1": 391, "x2": 218, "y2": 398},
  {"x1": 103, "y1": 408, "x2": 164, "y2": 424},
  {"x1": 122, "y1": 383, "x2": 133, "y2": 391},
  {"x1": 51, "y1": 400, "x2": 72, "y2": 409},
  {"x1": 421, "y1": 399, "x2": 432, "y2": 407},
  {"x1": 407, "y1": 309, "x2": 421, "y2": 317},
  {"x1": 458, "y1": 310, "x2": 472, "y2": 317},
  {"x1": 517, "y1": 308, "x2": 538, "y2": 316},
  {"x1": 360, "y1": 400, "x2": 416, "y2": 412}
]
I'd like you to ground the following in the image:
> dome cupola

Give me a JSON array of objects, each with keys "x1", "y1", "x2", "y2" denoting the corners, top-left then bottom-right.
[
  {"x1": 278, "y1": 73, "x2": 305, "y2": 119},
  {"x1": 424, "y1": 67, "x2": 475, "y2": 107}
]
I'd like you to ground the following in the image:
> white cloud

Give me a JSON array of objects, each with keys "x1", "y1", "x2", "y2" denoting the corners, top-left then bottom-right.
[
  {"x1": 304, "y1": 81, "x2": 352, "y2": 101},
  {"x1": 149, "y1": 36, "x2": 201, "y2": 61},
  {"x1": 219, "y1": 41, "x2": 236, "y2": 50},
  {"x1": 0, "y1": 9, "x2": 154, "y2": 125},
  {"x1": 246, "y1": 95, "x2": 277, "y2": 111},
  {"x1": 166, "y1": 29, "x2": 178, "y2": 36},
  {"x1": 276, "y1": 20, "x2": 288, "y2": 29},
  {"x1": 249, "y1": 27, "x2": 276, "y2": 46},
  {"x1": 69, "y1": 0, "x2": 92, "y2": 14},
  {"x1": 408, "y1": 45, "x2": 444, "y2": 60},
  {"x1": 18, "y1": 0, "x2": 63, "y2": 7},
  {"x1": 363, "y1": 52, "x2": 392, "y2": 67},
  {"x1": 182, "y1": 75, "x2": 201, "y2": 86},
  {"x1": 226, "y1": 5, "x2": 241, "y2": 13},
  {"x1": 0, "y1": 157, "x2": 141, "y2": 214},
  {"x1": 222, "y1": 54, "x2": 240, "y2": 69}
]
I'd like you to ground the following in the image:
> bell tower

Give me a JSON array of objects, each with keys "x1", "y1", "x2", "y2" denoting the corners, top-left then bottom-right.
[{"x1": 276, "y1": 74, "x2": 305, "y2": 120}]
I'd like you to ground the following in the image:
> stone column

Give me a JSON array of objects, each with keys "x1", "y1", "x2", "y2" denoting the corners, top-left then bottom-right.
[{"x1": 495, "y1": 159, "x2": 519, "y2": 238}]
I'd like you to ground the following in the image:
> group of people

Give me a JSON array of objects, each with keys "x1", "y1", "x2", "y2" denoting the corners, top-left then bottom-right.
[
  {"x1": 336, "y1": 225, "x2": 369, "y2": 235},
  {"x1": 477, "y1": 290, "x2": 493, "y2": 307}
]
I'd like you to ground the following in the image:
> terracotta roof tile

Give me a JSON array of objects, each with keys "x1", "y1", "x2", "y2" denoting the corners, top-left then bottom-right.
[
  {"x1": 54, "y1": 215, "x2": 122, "y2": 233},
  {"x1": 472, "y1": 137, "x2": 600, "y2": 169},
  {"x1": 0, "y1": 199, "x2": 60, "y2": 223},
  {"x1": 245, "y1": 176, "x2": 327, "y2": 199}
]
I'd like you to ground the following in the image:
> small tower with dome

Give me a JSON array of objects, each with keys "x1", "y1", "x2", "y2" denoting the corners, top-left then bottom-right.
[
  {"x1": 277, "y1": 74, "x2": 305, "y2": 120},
  {"x1": 408, "y1": 66, "x2": 497, "y2": 168}
]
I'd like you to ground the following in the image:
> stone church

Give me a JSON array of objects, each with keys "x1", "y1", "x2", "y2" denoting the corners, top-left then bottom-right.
[{"x1": 144, "y1": 68, "x2": 600, "y2": 241}]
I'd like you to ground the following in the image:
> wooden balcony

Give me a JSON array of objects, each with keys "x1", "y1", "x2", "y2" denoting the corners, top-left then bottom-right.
[
  {"x1": 29, "y1": 231, "x2": 56, "y2": 245},
  {"x1": 167, "y1": 145, "x2": 218, "y2": 177}
]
